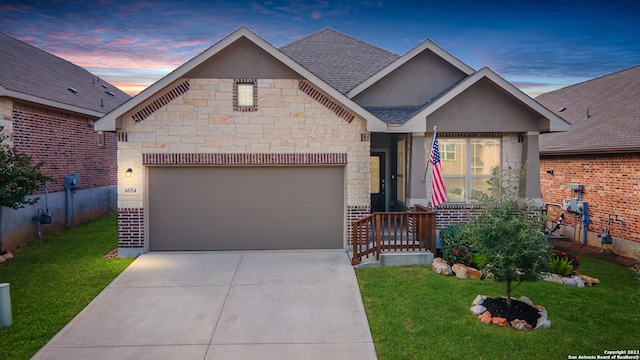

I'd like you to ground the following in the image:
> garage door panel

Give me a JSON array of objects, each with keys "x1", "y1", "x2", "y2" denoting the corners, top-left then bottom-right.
[{"x1": 148, "y1": 166, "x2": 344, "y2": 251}]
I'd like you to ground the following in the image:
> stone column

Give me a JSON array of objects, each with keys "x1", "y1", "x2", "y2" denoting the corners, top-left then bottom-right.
[{"x1": 521, "y1": 131, "x2": 542, "y2": 204}]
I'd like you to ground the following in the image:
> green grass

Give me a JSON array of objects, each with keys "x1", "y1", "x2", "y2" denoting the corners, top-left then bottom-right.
[
  {"x1": 357, "y1": 257, "x2": 639, "y2": 360},
  {"x1": 0, "y1": 215, "x2": 134, "y2": 360}
]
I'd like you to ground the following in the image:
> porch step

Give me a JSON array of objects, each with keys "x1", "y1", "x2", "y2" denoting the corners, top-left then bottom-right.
[
  {"x1": 380, "y1": 251, "x2": 434, "y2": 267},
  {"x1": 351, "y1": 251, "x2": 435, "y2": 269}
]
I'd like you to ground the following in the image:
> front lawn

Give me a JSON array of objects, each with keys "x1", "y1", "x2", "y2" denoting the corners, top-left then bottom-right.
[
  {"x1": 0, "y1": 215, "x2": 134, "y2": 360},
  {"x1": 357, "y1": 256, "x2": 639, "y2": 360}
]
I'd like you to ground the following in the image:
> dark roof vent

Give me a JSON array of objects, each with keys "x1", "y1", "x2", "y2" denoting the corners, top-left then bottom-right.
[
  {"x1": 100, "y1": 98, "x2": 104, "y2": 107},
  {"x1": 68, "y1": 87, "x2": 78, "y2": 94},
  {"x1": 558, "y1": 107, "x2": 566, "y2": 112},
  {"x1": 584, "y1": 109, "x2": 591, "y2": 120},
  {"x1": 105, "y1": 91, "x2": 115, "y2": 97},
  {"x1": 101, "y1": 84, "x2": 108, "y2": 89}
]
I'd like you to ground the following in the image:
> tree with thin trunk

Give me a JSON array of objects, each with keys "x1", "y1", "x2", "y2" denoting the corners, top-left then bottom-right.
[{"x1": 468, "y1": 168, "x2": 551, "y2": 305}]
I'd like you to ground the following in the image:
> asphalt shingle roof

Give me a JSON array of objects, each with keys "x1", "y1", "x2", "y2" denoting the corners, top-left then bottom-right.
[
  {"x1": 280, "y1": 28, "x2": 400, "y2": 94},
  {"x1": 0, "y1": 32, "x2": 130, "y2": 115},
  {"x1": 537, "y1": 65, "x2": 640, "y2": 154}
]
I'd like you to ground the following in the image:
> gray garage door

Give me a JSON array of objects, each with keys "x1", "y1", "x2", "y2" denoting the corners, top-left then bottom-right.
[{"x1": 148, "y1": 166, "x2": 344, "y2": 251}]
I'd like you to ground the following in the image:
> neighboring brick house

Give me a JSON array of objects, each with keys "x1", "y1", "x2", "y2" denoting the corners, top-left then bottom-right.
[
  {"x1": 537, "y1": 65, "x2": 640, "y2": 258},
  {"x1": 95, "y1": 27, "x2": 568, "y2": 256},
  {"x1": 0, "y1": 32, "x2": 130, "y2": 250}
]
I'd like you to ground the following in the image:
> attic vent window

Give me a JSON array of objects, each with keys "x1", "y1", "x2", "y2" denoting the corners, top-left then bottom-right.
[
  {"x1": 132, "y1": 80, "x2": 190, "y2": 123},
  {"x1": 234, "y1": 79, "x2": 258, "y2": 111},
  {"x1": 105, "y1": 91, "x2": 115, "y2": 97},
  {"x1": 68, "y1": 87, "x2": 78, "y2": 94}
]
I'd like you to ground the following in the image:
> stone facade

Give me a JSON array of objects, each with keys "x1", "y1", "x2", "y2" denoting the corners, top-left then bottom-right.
[{"x1": 117, "y1": 78, "x2": 370, "y2": 250}]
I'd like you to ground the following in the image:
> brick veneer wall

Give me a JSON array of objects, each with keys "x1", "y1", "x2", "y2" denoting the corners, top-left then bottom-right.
[
  {"x1": 434, "y1": 203, "x2": 482, "y2": 230},
  {"x1": 11, "y1": 102, "x2": 117, "y2": 193},
  {"x1": 540, "y1": 153, "x2": 640, "y2": 244},
  {"x1": 118, "y1": 208, "x2": 144, "y2": 248}
]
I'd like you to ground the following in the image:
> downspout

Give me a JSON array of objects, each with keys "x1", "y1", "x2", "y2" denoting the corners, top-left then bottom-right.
[
  {"x1": 65, "y1": 185, "x2": 71, "y2": 228},
  {"x1": 581, "y1": 202, "x2": 590, "y2": 245}
]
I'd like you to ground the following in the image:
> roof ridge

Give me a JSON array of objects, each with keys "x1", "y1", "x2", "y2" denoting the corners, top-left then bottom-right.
[
  {"x1": 280, "y1": 27, "x2": 398, "y2": 56},
  {"x1": 539, "y1": 64, "x2": 640, "y2": 98}
]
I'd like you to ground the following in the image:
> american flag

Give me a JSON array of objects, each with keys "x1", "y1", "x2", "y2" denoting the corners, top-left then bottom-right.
[{"x1": 429, "y1": 132, "x2": 447, "y2": 207}]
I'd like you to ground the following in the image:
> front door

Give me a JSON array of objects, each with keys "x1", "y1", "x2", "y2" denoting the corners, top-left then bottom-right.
[{"x1": 370, "y1": 153, "x2": 385, "y2": 212}]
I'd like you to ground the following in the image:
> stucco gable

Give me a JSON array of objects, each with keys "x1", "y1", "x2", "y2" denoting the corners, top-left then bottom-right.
[
  {"x1": 95, "y1": 27, "x2": 386, "y2": 132},
  {"x1": 185, "y1": 36, "x2": 300, "y2": 80},
  {"x1": 395, "y1": 67, "x2": 570, "y2": 133},
  {"x1": 347, "y1": 39, "x2": 474, "y2": 99},
  {"x1": 352, "y1": 48, "x2": 469, "y2": 108}
]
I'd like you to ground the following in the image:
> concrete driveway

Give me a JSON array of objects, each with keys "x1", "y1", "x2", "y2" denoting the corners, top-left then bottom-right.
[{"x1": 33, "y1": 250, "x2": 377, "y2": 360}]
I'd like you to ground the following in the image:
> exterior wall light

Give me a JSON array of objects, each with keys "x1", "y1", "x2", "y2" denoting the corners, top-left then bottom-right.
[{"x1": 126, "y1": 168, "x2": 133, "y2": 177}]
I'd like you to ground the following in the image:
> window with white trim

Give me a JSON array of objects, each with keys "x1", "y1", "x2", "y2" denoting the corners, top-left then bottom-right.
[{"x1": 439, "y1": 137, "x2": 500, "y2": 202}]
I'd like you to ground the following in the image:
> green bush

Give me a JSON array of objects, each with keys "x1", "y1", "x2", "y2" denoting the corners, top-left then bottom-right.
[
  {"x1": 440, "y1": 223, "x2": 474, "y2": 266},
  {"x1": 550, "y1": 256, "x2": 575, "y2": 276}
]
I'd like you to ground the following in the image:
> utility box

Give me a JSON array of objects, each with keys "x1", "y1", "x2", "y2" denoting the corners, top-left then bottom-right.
[
  {"x1": 575, "y1": 201, "x2": 587, "y2": 215},
  {"x1": 568, "y1": 184, "x2": 584, "y2": 191},
  {"x1": 64, "y1": 173, "x2": 81, "y2": 190}
]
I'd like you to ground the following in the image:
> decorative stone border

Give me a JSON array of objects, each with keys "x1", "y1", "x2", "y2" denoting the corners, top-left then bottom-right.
[{"x1": 470, "y1": 295, "x2": 551, "y2": 330}]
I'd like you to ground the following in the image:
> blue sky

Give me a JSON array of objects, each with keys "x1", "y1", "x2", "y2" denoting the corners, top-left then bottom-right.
[{"x1": 1, "y1": 0, "x2": 639, "y2": 97}]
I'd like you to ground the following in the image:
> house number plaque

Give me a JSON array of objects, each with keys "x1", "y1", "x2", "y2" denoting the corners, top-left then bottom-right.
[{"x1": 123, "y1": 187, "x2": 139, "y2": 195}]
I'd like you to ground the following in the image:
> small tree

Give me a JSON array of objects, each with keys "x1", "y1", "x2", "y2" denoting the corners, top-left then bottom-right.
[
  {"x1": 0, "y1": 126, "x2": 49, "y2": 209},
  {"x1": 468, "y1": 168, "x2": 551, "y2": 305}
]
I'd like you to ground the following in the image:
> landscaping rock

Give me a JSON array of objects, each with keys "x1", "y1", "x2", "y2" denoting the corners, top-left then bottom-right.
[
  {"x1": 2, "y1": 252, "x2": 13, "y2": 260},
  {"x1": 452, "y1": 264, "x2": 482, "y2": 279},
  {"x1": 478, "y1": 311, "x2": 492, "y2": 324},
  {"x1": 575, "y1": 272, "x2": 600, "y2": 286},
  {"x1": 472, "y1": 294, "x2": 486, "y2": 306},
  {"x1": 561, "y1": 277, "x2": 577, "y2": 286},
  {"x1": 491, "y1": 317, "x2": 509, "y2": 327},
  {"x1": 432, "y1": 257, "x2": 452, "y2": 275},
  {"x1": 541, "y1": 273, "x2": 563, "y2": 283},
  {"x1": 535, "y1": 317, "x2": 552, "y2": 329},
  {"x1": 470, "y1": 305, "x2": 487, "y2": 315},
  {"x1": 510, "y1": 319, "x2": 532, "y2": 330},
  {"x1": 518, "y1": 296, "x2": 534, "y2": 307},
  {"x1": 0, "y1": 256, "x2": 5, "y2": 263},
  {"x1": 473, "y1": 296, "x2": 550, "y2": 330}
]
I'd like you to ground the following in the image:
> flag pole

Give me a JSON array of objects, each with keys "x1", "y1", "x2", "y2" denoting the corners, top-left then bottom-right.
[{"x1": 422, "y1": 126, "x2": 437, "y2": 183}]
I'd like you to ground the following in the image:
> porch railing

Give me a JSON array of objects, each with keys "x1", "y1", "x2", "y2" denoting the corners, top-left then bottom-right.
[{"x1": 351, "y1": 204, "x2": 436, "y2": 265}]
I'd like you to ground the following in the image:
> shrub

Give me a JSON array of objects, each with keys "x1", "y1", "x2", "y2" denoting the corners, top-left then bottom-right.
[
  {"x1": 550, "y1": 256, "x2": 575, "y2": 277},
  {"x1": 440, "y1": 223, "x2": 474, "y2": 266},
  {"x1": 551, "y1": 251, "x2": 579, "y2": 271}
]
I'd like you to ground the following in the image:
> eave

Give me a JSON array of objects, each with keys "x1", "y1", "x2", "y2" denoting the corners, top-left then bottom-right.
[
  {"x1": 0, "y1": 85, "x2": 105, "y2": 118},
  {"x1": 391, "y1": 67, "x2": 570, "y2": 133},
  {"x1": 94, "y1": 27, "x2": 387, "y2": 133}
]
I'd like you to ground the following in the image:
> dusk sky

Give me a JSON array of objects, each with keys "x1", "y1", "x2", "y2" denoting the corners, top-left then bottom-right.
[{"x1": 1, "y1": 0, "x2": 639, "y2": 97}]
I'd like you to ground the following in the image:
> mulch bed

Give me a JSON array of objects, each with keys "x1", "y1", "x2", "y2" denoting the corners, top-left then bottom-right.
[
  {"x1": 482, "y1": 297, "x2": 540, "y2": 328},
  {"x1": 548, "y1": 237, "x2": 636, "y2": 269}
]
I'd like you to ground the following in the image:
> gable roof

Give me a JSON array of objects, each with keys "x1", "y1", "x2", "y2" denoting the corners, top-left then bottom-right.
[
  {"x1": 392, "y1": 67, "x2": 570, "y2": 133},
  {"x1": 537, "y1": 65, "x2": 640, "y2": 155},
  {"x1": 346, "y1": 39, "x2": 474, "y2": 98},
  {"x1": 0, "y1": 32, "x2": 129, "y2": 117},
  {"x1": 95, "y1": 26, "x2": 388, "y2": 132},
  {"x1": 279, "y1": 28, "x2": 399, "y2": 94}
]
